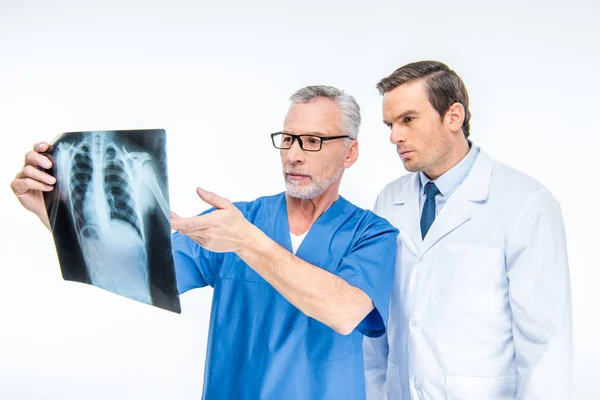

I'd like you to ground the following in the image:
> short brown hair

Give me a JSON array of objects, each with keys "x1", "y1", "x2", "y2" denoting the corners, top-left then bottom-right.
[{"x1": 377, "y1": 61, "x2": 471, "y2": 138}]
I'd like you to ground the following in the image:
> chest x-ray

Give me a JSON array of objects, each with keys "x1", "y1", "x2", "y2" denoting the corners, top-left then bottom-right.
[{"x1": 44, "y1": 129, "x2": 180, "y2": 313}]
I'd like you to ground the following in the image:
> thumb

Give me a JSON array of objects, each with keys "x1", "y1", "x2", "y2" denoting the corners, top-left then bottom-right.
[{"x1": 196, "y1": 187, "x2": 231, "y2": 209}]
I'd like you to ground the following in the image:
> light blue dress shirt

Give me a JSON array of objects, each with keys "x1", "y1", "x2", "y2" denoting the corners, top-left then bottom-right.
[{"x1": 419, "y1": 144, "x2": 480, "y2": 220}]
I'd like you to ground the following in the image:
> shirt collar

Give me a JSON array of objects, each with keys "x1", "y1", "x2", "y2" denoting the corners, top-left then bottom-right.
[{"x1": 420, "y1": 141, "x2": 479, "y2": 197}]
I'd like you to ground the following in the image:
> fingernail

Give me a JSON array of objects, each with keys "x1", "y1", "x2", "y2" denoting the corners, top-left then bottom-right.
[{"x1": 47, "y1": 176, "x2": 56, "y2": 184}]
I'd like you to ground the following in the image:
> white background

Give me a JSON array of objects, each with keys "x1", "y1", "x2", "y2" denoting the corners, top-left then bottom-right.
[{"x1": 1, "y1": 0, "x2": 598, "y2": 398}]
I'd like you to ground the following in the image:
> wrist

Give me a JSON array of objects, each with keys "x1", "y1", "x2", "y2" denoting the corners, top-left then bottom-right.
[
  {"x1": 237, "y1": 224, "x2": 270, "y2": 261},
  {"x1": 39, "y1": 213, "x2": 51, "y2": 231}
]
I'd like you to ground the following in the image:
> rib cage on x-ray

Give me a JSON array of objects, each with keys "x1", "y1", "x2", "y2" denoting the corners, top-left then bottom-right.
[{"x1": 55, "y1": 132, "x2": 170, "y2": 305}]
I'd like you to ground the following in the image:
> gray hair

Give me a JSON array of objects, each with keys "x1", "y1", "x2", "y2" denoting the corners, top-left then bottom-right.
[{"x1": 289, "y1": 85, "x2": 361, "y2": 140}]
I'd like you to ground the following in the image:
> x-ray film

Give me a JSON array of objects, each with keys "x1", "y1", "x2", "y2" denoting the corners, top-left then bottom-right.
[{"x1": 43, "y1": 129, "x2": 181, "y2": 313}]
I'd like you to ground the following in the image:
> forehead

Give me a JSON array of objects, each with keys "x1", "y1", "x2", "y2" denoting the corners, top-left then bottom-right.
[
  {"x1": 382, "y1": 80, "x2": 433, "y2": 117},
  {"x1": 283, "y1": 97, "x2": 342, "y2": 135}
]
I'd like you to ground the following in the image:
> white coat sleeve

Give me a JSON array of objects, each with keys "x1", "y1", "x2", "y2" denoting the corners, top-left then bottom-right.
[
  {"x1": 364, "y1": 192, "x2": 391, "y2": 400},
  {"x1": 505, "y1": 188, "x2": 574, "y2": 399},
  {"x1": 363, "y1": 332, "x2": 389, "y2": 400}
]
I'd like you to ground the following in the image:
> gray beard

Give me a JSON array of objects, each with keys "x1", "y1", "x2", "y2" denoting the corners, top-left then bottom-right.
[{"x1": 285, "y1": 166, "x2": 344, "y2": 199}]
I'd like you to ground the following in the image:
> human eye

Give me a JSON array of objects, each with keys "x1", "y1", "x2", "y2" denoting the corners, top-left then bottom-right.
[
  {"x1": 281, "y1": 135, "x2": 293, "y2": 144},
  {"x1": 307, "y1": 136, "x2": 321, "y2": 146},
  {"x1": 403, "y1": 116, "x2": 415, "y2": 124}
]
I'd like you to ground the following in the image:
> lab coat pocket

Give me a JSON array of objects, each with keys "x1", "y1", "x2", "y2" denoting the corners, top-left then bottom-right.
[
  {"x1": 445, "y1": 375, "x2": 517, "y2": 400},
  {"x1": 430, "y1": 243, "x2": 507, "y2": 313},
  {"x1": 386, "y1": 359, "x2": 404, "y2": 398},
  {"x1": 306, "y1": 318, "x2": 353, "y2": 361}
]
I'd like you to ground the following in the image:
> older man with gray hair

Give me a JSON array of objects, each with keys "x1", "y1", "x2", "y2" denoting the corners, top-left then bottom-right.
[{"x1": 11, "y1": 85, "x2": 398, "y2": 399}]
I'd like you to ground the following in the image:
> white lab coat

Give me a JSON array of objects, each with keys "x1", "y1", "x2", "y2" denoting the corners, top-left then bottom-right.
[{"x1": 364, "y1": 149, "x2": 573, "y2": 400}]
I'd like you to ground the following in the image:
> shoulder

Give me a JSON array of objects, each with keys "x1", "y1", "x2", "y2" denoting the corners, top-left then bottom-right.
[
  {"x1": 341, "y1": 197, "x2": 399, "y2": 236},
  {"x1": 378, "y1": 173, "x2": 415, "y2": 198},
  {"x1": 491, "y1": 158, "x2": 544, "y2": 193},
  {"x1": 489, "y1": 157, "x2": 560, "y2": 207},
  {"x1": 372, "y1": 172, "x2": 417, "y2": 216}
]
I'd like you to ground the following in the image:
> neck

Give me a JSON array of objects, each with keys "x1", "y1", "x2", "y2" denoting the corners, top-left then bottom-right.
[
  {"x1": 286, "y1": 182, "x2": 340, "y2": 235},
  {"x1": 424, "y1": 137, "x2": 470, "y2": 181}
]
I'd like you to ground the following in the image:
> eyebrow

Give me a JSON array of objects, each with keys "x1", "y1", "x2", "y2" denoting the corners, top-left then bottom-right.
[{"x1": 383, "y1": 109, "x2": 419, "y2": 125}]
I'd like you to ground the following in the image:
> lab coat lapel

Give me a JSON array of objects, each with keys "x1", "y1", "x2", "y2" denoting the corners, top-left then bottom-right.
[
  {"x1": 419, "y1": 150, "x2": 494, "y2": 256},
  {"x1": 391, "y1": 173, "x2": 422, "y2": 252}
]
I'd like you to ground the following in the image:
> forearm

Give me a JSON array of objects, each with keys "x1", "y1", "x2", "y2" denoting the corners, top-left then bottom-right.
[
  {"x1": 508, "y1": 189, "x2": 574, "y2": 398},
  {"x1": 512, "y1": 274, "x2": 573, "y2": 398},
  {"x1": 514, "y1": 306, "x2": 573, "y2": 400},
  {"x1": 237, "y1": 225, "x2": 374, "y2": 335}
]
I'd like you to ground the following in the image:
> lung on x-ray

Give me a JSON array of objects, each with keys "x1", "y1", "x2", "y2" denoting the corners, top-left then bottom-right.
[{"x1": 43, "y1": 129, "x2": 181, "y2": 313}]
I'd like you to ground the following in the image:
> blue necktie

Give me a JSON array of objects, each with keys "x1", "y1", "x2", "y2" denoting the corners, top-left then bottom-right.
[{"x1": 420, "y1": 181, "x2": 440, "y2": 239}]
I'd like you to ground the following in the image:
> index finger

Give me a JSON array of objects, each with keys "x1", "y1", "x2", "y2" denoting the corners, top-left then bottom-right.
[
  {"x1": 170, "y1": 214, "x2": 214, "y2": 232},
  {"x1": 34, "y1": 142, "x2": 51, "y2": 153}
]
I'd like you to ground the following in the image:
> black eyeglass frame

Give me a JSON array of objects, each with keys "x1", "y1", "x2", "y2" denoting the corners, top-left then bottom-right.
[{"x1": 270, "y1": 132, "x2": 352, "y2": 152}]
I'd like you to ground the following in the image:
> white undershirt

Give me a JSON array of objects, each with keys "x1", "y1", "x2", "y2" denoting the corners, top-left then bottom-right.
[{"x1": 290, "y1": 231, "x2": 308, "y2": 254}]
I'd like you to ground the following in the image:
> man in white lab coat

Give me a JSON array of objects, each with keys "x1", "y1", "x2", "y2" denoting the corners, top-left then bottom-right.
[{"x1": 363, "y1": 60, "x2": 573, "y2": 400}]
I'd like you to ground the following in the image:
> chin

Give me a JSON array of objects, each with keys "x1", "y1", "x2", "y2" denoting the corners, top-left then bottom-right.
[
  {"x1": 285, "y1": 181, "x2": 327, "y2": 199},
  {"x1": 400, "y1": 159, "x2": 416, "y2": 172},
  {"x1": 405, "y1": 161, "x2": 427, "y2": 173},
  {"x1": 286, "y1": 184, "x2": 315, "y2": 199}
]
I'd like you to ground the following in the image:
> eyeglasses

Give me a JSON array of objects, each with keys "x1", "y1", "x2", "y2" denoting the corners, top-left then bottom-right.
[{"x1": 270, "y1": 132, "x2": 351, "y2": 152}]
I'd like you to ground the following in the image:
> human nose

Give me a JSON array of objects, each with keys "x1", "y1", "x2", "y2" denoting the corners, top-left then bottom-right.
[
  {"x1": 390, "y1": 125, "x2": 408, "y2": 145},
  {"x1": 285, "y1": 137, "x2": 306, "y2": 164}
]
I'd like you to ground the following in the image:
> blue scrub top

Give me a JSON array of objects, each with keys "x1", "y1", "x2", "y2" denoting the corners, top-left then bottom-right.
[{"x1": 172, "y1": 193, "x2": 398, "y2": 399}]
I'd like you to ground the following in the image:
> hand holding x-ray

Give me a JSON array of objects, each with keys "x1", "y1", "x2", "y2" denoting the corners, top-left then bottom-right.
[{"x1": 11, "y1": 142, "x2": 56, "y2": 229}]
